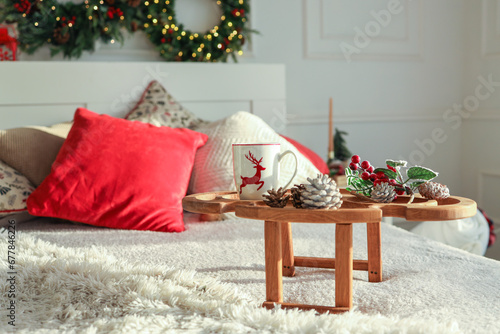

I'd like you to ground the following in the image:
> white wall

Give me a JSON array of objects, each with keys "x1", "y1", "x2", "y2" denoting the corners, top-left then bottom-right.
[
  {"x1": 241, "y1": 0, "x2": 465, "y2": 196},
  {"x1": 462, "y1": 0, "x2": 500, "y2": 260},
  {"x1": 11, "y1": 0, "x2": 492, "y2": 200}
]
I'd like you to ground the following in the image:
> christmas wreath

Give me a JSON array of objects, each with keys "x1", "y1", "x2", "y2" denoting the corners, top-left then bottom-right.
[{"x1": 0, "y1": 0, "x2": 253, "y2": 62}]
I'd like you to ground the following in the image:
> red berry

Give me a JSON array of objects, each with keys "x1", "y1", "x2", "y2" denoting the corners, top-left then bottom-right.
[
  {"x1": 351, "y1": 155, "x2": 360, "y2": 164},
  {"x1": 361, "y1": 160, "x2": 371, "y2": 169},
  {"x1": 396, "y1": 189, "x2": 404, "y2": 196},
  {"x1": 389, "y1": 179, "x2": 398, "y2": 186},
  {"x1": 349, "y1": 162, "x2": 358, "y2": 170},
  {"x1": 361, "y1": 172, "x2": 370, "y2": 180},
  {"x1": 369, "y1": 173, "x2": 377, "y2": 181},
  {"x1": 376, "y1": 171, "x2": 386, "y2": 179},
  {"x1": 366, "y1": 166, "x2": 374, "y2": 173}
]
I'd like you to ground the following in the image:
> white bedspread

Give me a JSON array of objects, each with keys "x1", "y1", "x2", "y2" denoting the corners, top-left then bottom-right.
[{"x1": 10, "y1": 215, "x2": 500, "y2": 333}]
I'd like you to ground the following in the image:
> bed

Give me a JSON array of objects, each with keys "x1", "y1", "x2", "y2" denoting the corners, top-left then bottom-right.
[{"x1": 1, "y1": 62, "x2": 499, "y2": 333}]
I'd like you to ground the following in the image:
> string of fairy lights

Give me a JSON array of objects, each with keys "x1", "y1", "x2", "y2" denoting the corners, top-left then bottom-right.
[{"x1": 2, "y1": 0, "x2": 252, "y2": 61}]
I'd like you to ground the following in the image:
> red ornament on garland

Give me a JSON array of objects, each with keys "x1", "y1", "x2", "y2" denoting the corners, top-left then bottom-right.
[{"x1": 0, "y1": 25, "x2": 18, "y2": 61}]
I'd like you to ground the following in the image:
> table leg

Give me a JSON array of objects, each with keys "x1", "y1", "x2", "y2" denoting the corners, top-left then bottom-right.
[
  {"x1": 265, "y1": 220, "x2": 283, "y2": 303},
  {"x1": 281, "y1": 222, "x2": 295, "y2": 277},
  {"x1": 335, "y1": 223, "x2": 353, "y2": 309},
  {"x1": 367, "y1": 221, "x2": 382, "y2": 282}
]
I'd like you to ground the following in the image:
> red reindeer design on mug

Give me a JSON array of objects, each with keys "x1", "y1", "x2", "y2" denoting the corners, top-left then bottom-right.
[
  {"x1": 232, "y1": 143, "x2": 298, "y2": 200},
  {"x1": 239, "y1": 151, "x2": 266, "y2": 194}
]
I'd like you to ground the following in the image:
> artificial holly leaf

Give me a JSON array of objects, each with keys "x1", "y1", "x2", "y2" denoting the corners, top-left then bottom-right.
[
  {"x1": 409, "y1": 181, "x2": 426, "y2": 189},
  {"x1": 386, "y1": 159, "x2": 407, "y2": 168},
  {"x1": 407, "y1": 166, "x2": 438, "y2": 181},
  {"x1": 373, "y1": 168, "x2": 397, "y2": 180}
]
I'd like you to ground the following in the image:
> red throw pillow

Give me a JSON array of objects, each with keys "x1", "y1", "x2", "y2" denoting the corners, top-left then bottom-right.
[
  {"x1": 280, "y1": 135, "x2": 329, "y2": 174},
  {"x1": 27, "y1": 108, "x2": 208, "y2": 232}
]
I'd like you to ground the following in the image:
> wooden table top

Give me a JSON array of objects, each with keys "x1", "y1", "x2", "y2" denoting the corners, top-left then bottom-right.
[{"x1": 183, "y1": 189, "x2": 477, "y2": 223}]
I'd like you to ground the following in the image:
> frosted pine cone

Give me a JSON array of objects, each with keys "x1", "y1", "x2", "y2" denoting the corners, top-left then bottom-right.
[
  {"x1": 263, "y1": 187, "x2": 290, "y2": 208},
  {"x1": 371, "y1": 182, "x2": 397, "y2": 203},
  {"x1": 299, "y1": 174, "x2": 343, "y2": 209},
  {"x1": 418, "y1": 182, "x2": 450, "y2": 200}
]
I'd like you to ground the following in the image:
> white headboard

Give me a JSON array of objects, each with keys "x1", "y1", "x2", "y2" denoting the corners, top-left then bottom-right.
[{"x1": 1, "y1": 62, "x2": 286, "y2": 131}]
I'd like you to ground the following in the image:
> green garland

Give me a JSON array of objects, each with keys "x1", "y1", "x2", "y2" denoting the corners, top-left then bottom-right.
[{"x1": 0, "y1": 0, "x2": 253, "y2": 62}]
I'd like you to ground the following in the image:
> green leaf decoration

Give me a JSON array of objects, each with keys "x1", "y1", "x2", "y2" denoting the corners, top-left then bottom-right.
[
  {"x1": 409, "y1": 181, "x2": 426, "y2": 189},
  {"x1": 386, "y1": 159, "x2": 407, "y2": 168},
  {"x1": 373, "y1": 168, "x2": 397, "y2": 180},
  {"x1": 407, "y1": 166, "x2": 438, "y2": 181}
]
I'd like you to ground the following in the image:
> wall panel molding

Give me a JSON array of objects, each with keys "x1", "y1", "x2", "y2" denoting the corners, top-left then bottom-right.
[
  {"x1": 287, "y1": 112, "x2": 443, "y2": 125},
  {"x1": 303, "y1": 0, "x2": 424, "y2": 61},
  {"x1": 481, "y1": 0, "x2": 500, "y2": 58}
]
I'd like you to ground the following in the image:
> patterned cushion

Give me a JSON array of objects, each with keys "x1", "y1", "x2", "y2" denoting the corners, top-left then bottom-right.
[
  {"x1": 0, "y1": 160, "x2": 35, "y2": 216},
  {"x1": 188, "y1": 111, "x2": 321, "y2": 194},
  {"x1": 125, "y1": 81, "x2": 209, "y2": 130}
]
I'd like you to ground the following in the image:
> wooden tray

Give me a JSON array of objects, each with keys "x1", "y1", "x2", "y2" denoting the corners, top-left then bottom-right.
[{"x1": 182, "y1": 189, "x2": 477, "y2": 222}]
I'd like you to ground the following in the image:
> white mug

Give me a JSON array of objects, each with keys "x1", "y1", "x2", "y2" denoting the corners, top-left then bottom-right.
[{"x1": 232, "y1": 143, "x2": 298, "y2": 200}]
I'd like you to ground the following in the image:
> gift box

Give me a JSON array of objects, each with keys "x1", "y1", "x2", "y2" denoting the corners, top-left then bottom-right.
[{"x1": 0, "y1": 25, "x2": 18, "y2": 61}]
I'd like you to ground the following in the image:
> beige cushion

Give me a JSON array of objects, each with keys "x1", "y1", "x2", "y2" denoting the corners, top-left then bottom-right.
[
  {"x1": 0, "y1": 123, "x2": 72, "y2": 186},
  {"x1": 188, "y1": 111, "x2": 320, "y2": 194}
]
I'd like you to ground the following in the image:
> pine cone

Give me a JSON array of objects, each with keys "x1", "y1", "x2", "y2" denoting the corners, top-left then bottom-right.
[
  {"x1": 53, "y1": 28, "x2": 70, "y2": 45},
  {"x1": 131, "y1": 21, "x2": 139, "y2": 32},
  {"x1": 418, "y1": 182, "x2": 450, "y2": 200},
  {"x1": 105, "y1": 0, "x2": 115, "y2": 5},
  {"x1": 291, "y1": 184, "x2": 305, "y2": 208},
  {"x1": 300, "y1": 174, "x2": 343, "y2": 209},
  {"x1": 128, "y1": 0, "x2": 141, "y2": 7},
  {"x1": 262, "y1": 187, "x2": 290, "y2": 208},
  {"x1": 371, "y1": 182, "x2": 397, "y2": 203}
]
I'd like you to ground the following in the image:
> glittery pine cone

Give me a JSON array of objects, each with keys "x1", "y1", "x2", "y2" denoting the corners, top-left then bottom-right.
[
  {"x1": 291, "y1": 184, "x2": 305, "y2": 208},
  {"x1": 262, "y1": 187, "x2": 290, "y2": 208},
  {"x1": 299, "y1": 174, "x2": 343, "y2": 209},
  {"x1": 418, "y1": 182, "x2": 450, "y2": 200},
  {"x1": 371, "y1": 182, "x2": 397, "y2": 203}
]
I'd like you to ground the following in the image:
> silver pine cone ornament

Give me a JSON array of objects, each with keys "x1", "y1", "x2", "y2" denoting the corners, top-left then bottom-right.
[
  {"x1": 371, "y1": 182, "x2": 397, "y2": 203},
  {"x1": 263, "y1": 187, "x2": 291, "y2": 208},
  {"x1": 298, "y1": 174, "x2": 343, "y2": 209},
  {"x1": 418, "y1": 181, "x2": 450, "y2": 200}
]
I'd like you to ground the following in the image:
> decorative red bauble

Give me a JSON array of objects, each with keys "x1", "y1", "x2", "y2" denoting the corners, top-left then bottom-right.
[{"x1": 0, "y1": 25, "x2": 18, "y2": 61}]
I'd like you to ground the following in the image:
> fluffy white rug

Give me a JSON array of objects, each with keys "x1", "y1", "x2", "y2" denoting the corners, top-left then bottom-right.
[{"x1": 2, "y1": 216, "x2": 500, "y2": 333}]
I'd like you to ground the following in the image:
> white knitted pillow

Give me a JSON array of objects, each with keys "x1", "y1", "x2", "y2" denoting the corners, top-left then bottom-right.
[{"x1": 188, "y1": 111, "x2": 320, "y2": 194}]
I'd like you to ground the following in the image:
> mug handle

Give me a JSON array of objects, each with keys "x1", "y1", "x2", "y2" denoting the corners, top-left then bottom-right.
[{"x1": 277, "y1": 150, "x2": 298, "y2": 189}]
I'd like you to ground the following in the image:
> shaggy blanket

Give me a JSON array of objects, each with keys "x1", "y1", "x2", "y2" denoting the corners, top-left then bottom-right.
[{"x1": 1, "y1": 216, "x2": 499, "y2": 333}]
